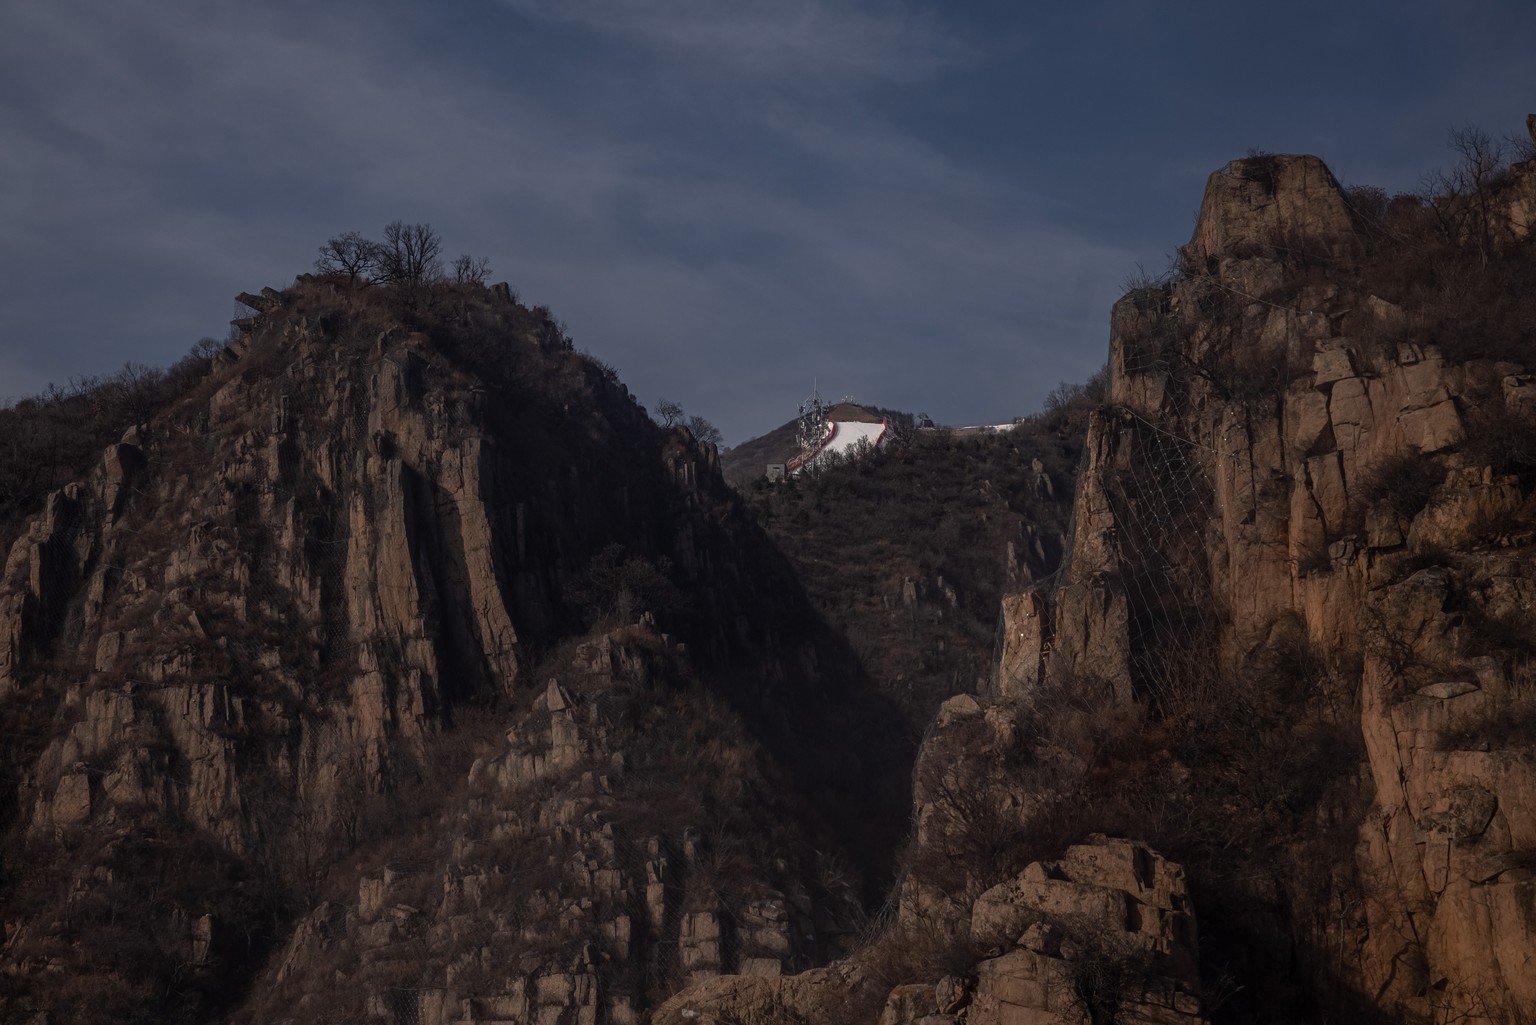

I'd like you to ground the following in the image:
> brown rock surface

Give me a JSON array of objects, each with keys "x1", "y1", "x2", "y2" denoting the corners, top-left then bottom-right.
[
  {"x1": 970, "y1": 839, "x2": 1200, "y2": 993},
  {"x1": 977, "y1": 147, "x2": 1536, "y2": 1024},
  {"x1": 1187, "y1": 154, "x2": 1356, "y2": 272}
]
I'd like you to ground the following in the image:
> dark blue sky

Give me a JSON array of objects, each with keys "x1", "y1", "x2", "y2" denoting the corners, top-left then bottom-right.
[{"x1": 4, "y1": 0, "x2": 1535, "y2": 443}]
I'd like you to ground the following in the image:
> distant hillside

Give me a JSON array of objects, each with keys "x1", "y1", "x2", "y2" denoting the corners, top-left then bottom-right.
[
  {"x1": 721, "y1": 402, "x2": 897, "y2": 487},
  {"x1": 739, "y1": 390, "x2": 1098, "y2": 727}
]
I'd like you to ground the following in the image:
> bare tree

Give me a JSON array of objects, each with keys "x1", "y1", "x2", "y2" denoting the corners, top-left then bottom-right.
[
  {"x1": 1426, "y1": 125, "x2": 1509, "y2": 267},
  {"x1": 107, "y1": 362, "x2": 166, "y2": 425},
  {"x1": 655, "y1": 398, "x2": 684, "y2": 427},
  {"x1": 378, "y1": 221, "x2": 444, "y2": 288},
  {"x1": 314, "y1": 231, "x2": 380, "y2": 286},
  {"x1": 189, "y1": 337, "x2": 223, "y2": 362},
  {"x1": 452, "y1": 253, "x2": 492, "y2": 284},
  {"x1": 686, "y1": 414, "x2": 722, "y2": 447}
]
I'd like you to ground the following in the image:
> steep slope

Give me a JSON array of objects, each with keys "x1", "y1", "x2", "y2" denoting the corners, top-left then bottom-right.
[
  {"x1": 1009, "y1": 149, "x2": 1536, "y2": 1023},
  {"x1": 0, "y1": 279, "x2": 909, "y2": 1023}
]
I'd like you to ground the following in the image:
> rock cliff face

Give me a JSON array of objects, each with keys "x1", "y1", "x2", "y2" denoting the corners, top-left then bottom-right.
[
  {"x1": 986, "y1": 152, "x2": 1536, "y2": 1021},
  {"x1": 0, "y1": 281, "x2": 908, "y2": 1023}
]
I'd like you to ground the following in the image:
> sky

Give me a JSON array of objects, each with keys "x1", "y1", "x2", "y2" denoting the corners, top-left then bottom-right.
[{"x1": 3, "y1": 1, "x2": 1536, "y2": 445}]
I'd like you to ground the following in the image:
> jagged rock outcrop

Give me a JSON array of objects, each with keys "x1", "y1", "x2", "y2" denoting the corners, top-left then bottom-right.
[
  {"x1": 964, "y1": 838, "x2": 1204, "y2": 1025},
  {"x1": 975, "y1": 150, "x2": 1536, "y2": 1022},
  {"x1": 656, "y1": 836, "x2": 1206, "y2": 1025},
  {"x1": 1356, "y1": 568, "x2": 1536, "y2": 1016},
  {"x1": 7, "y1": 132, "x2": 1536, "y2": 1025},
  {"x1": 1187, "y1": 153, "x2": 1358, "y2": 276},
  {"x1": 0, "y1": 280, "x2": 907, "y2": 1024}
]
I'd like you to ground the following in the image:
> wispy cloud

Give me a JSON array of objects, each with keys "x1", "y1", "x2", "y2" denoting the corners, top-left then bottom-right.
[
  {"x1": 44, "y1": 2, "x2": 1536, "y2": 440},
  {"x1": 500, "y1": 0, "x2": 969, "y2": 83},
  {"x1": 0, "y1": 0, "x2": 1129, "y2": 440}
]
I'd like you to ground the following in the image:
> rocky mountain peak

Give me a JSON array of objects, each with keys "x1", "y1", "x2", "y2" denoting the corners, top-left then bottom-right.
[
  {"x1": 0, "y1": 274, "x2": 911, "y2": 1023},
  {"x1": 1188, "y1": 152, "x2": 1356, "y2": 271}
]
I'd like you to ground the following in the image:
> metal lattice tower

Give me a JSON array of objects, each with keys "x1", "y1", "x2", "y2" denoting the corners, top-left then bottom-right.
[{"x1": 795, "y1": 387, "x2": 828, "y2": 454}]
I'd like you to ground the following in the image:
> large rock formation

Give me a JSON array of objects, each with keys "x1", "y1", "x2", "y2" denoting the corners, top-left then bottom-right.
[
  {"x1": 241, "y1": 633, "x2": 869, "y2": 1025},
  {"x1": 985, "y1": 151, "x2": 1536, "y2": 1022},
  {"x1": 655, "y1": 836, "x2": 1207, "y2": 1025},
  {"x1": 965, "y1": 838, "x2": 1205, "y2": 1025},
  {"x1": 0, "y1": 280, "x2": 908, "y2": 1024}
]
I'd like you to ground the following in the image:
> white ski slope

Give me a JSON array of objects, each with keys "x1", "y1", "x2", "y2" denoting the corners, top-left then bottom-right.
[
  {"x1": 822, "y1": 419, "x2": 887, "y2": 455},
  {"x1": 790, "y1": 419, "x2": 888, "y2": 474}
]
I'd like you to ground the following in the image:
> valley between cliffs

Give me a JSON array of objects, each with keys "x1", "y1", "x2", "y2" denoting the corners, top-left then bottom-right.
[{"x1": 3, "y1": 131, "x2": 1536, "y2": 1025}]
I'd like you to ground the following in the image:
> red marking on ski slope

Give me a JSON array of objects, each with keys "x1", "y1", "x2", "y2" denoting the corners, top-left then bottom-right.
[{"x1": 788, "y1": 419, "x2": 888, "y2": 474}]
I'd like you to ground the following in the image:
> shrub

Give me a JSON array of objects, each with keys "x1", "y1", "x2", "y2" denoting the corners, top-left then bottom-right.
[
  {"x1": 0, "y1": 348, "x2": 218, "y2": 531},
  {"x1": 1462, "y1": 402, "x2": 1536, "y2": 483},
  {"x1": 859, "y1": 906, "x2": 985, "y2": 990},
  {"x1": 567, "y1": 544, "x2": 687, "y2": 629},
  {"x1": 1353, "y1": 451, "x2": 1444, "y2": 521},
  {"x1": 1239, "y1": 149, "x2": 1282, "y2": 196},
  {"x1": 1343, "y1": 184, "x2": 1390, "y2": 236},
  {"x1": 747, "y1": 421, "x2": 1084, "y2": 728},
  {"x1": 1063, "y1": 917, "x2": 1156, "y2": 1025}
]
